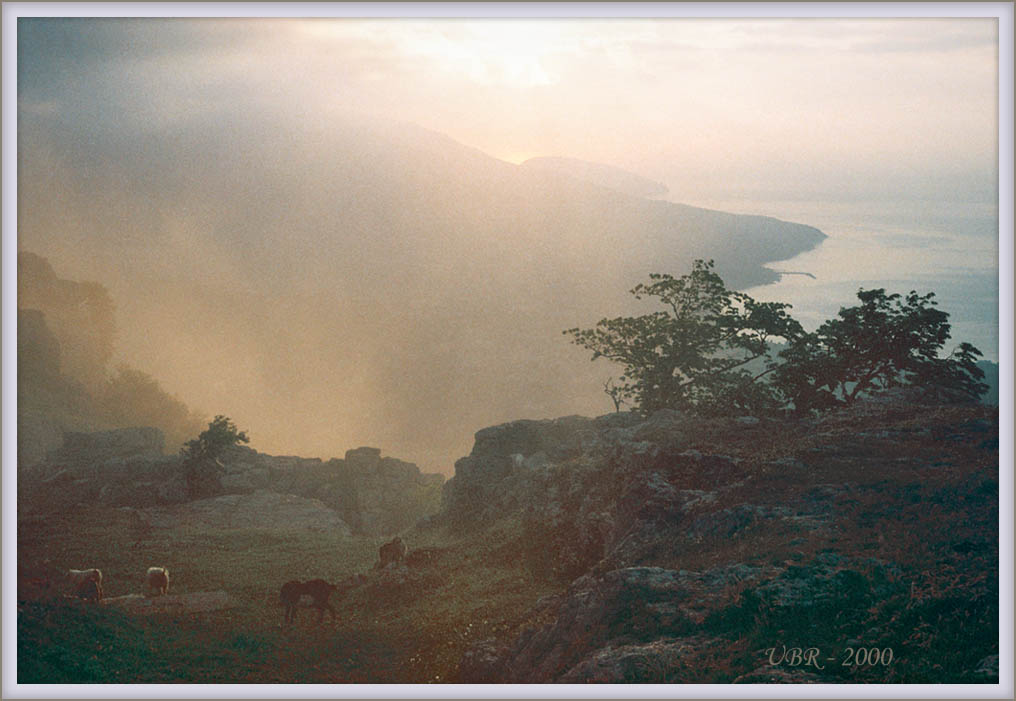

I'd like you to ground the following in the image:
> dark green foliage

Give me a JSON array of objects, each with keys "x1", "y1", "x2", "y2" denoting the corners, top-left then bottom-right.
[
  {"x1": 772, "y1": 289, "x2": 988, "y2": 413},
  {"x1": 705, "y1": 566, "x2": 997, "y2": 683},
  {"x1": 17, "y1": 599, "x2": 279, "y2": 683},
  {"x1": 564, "y1": 260, "x2": 802, "y2": 415},
  {"x1": 568, "y1": 265, "x2": 987, "y2": 416},
  {"x1": 182, "y1": 415, "x2": 249, "y2": 462},
  {"x1": 182, "y1": 415, "x2": 249, "y2": 498}
]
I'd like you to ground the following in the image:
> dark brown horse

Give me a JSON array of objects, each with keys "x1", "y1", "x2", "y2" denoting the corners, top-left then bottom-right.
[{"x1": 280, "y1": 579, "x2": 338, "y2": 624}]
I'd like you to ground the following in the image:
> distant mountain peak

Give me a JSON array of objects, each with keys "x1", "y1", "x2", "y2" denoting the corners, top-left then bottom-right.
[{"x1": 520, "y1": 156, "x2": 669, "y2": 199}]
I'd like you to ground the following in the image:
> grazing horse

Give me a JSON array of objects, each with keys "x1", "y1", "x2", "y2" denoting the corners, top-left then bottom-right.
[
  {"x1": 145, "y1": 567, "x2": 170, "y2": 597},
  {"x1": 375, "y1": 536, "x2": 407, "y2": 569},
  {"x1": 75, "y1": 578, "x2": 102, "y2": 602},
  {"x1": 280, "y1": 579, "x2": 338, "y2": 624},
  {"x1": 66, "y1": 569, "x2": 103, "y2": 601}
]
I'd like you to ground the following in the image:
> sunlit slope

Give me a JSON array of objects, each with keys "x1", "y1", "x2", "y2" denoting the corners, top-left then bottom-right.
[
  {"x1": 18, "y1": 113, "x2": 825, "y2": 470},
  {"x1": 520, "y1": 156, "x2": 670, "y2": 199}
]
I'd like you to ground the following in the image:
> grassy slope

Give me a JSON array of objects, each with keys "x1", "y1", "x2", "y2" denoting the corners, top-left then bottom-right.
[{"x1": 17, "y1": 511, "x2": 555, "y2": 683}]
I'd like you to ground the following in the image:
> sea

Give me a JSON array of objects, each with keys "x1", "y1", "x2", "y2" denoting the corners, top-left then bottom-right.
[{"x1": 672, "y1": 197, "x2": 1003, "y2": 364}]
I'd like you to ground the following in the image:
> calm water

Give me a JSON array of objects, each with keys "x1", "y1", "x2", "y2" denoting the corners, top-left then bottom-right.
[{"x1": 674, "y1": 197, "x2": 1001, "y2": 362}]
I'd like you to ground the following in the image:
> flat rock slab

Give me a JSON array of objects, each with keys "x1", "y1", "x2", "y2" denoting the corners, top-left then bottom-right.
[
  {"x1": 138, "y1": 489, "x2": 351, "y2": 534},
  {"x1": 102, "y1": 590, "x2": 238, "y2": 615}
]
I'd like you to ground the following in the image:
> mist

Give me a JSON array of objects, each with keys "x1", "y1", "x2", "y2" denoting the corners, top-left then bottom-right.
[{"x1": 15, "y1": 17, "x2": 998, "y2": 473}]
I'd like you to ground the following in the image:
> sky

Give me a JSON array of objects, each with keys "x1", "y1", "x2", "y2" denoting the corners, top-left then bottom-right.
[
  {"x1": 17, "y1": 16, "x2": 999, "y2": 205},
  {"x1": 11, "y1": 13, "x2": 1004, "y2": 472}
]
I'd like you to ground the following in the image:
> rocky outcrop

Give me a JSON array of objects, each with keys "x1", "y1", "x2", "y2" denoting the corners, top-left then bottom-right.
[
  {"x1": 462, "y1": 564, "x2": 770, "y2": 682},
  {"x1": 440, "y1": 413, "x2": 641, "y2": 530},
  {"x1": 249, "y1": 446, "x2": 444, "y2": 536},
  {"x1": 20, "y1": 429, "x2": 442, "y2": 537},
  {"x1": 17, "y1": 411, "x2": 70, "y2": 470},
  {"x1": 20, "y1": 454, "x2": 187, "y2": 515},
  {"x1": 439, "y1": 411, "x2": 829, "y2": 579},
  {"x1": 449, "y1": 402, "x2": 999, "y2": 683}
]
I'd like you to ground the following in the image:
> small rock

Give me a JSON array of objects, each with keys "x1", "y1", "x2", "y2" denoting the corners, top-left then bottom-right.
[
  {"x1": 972, "y1": 653, "x2": 998, "y2": 680},
  {"x1": 459, "y1": 639, "x2": 508, "y2": 682}
]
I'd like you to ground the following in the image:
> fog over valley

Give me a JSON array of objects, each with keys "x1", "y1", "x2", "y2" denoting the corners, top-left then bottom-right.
[
  {"x1": 18, "y1": 110, "x2": 825, "y2": 472},
  {"x1": 15, "y1": 17, "x2": 999, "y2": 473}
]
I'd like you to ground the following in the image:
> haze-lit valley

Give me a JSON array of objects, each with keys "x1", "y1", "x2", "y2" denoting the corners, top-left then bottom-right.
[
  {"x1": 11, "y1": 14, "x2": 1004, "y2": 688},
  {"x1": 16, "y1": 16, "x2": 1000, "y2": 472}
]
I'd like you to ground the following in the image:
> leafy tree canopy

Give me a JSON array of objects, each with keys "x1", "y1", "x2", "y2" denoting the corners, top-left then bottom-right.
[
  {"x1": 771, "y1": 288, "x2": 988, "y2": 413},
  {"x1": 564, "y1": 260, "x2": 803, "y2": 414},
  {"x1": 567, "y1": 264, "x2": 988, "y2": 416}
]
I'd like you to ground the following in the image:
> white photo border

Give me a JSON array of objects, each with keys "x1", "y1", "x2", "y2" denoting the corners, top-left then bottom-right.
[{"x1": 3, "y1": 2, "x2": 1012, "y2": 700}]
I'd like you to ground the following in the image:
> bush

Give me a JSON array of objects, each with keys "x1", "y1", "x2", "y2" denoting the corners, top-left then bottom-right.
[{"x1": 181, "y1": 415, "x2": 249, "y2": 499}]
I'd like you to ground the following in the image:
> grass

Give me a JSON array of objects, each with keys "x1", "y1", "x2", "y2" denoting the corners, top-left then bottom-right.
[{"x1": 17, "y1": 509, "x2": 558, "y2": 684}]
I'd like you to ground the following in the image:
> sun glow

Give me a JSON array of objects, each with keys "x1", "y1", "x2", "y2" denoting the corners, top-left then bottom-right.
[
  {"x1": 396, "y1": 22, "x2": 578, "y2": 87},
  {"x1": 301, "y1": 19, "x2": 578, "y2": 87}
]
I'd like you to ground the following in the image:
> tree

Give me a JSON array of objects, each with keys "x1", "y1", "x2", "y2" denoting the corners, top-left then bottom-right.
[
  {"x1": 772, "y1": 288, "x2": 988, "y2": 412},
  {"x1": 181, "y1": 415, "x2": 249, "y2": 498},
  {"x1": 603, "y1": 378, "x2": 626, "y2": 413},
  {"x1": 564, "y1": 260, "x2": 803, "y2": 414}
]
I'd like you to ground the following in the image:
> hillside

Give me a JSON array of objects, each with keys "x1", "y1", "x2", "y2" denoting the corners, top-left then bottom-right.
[
  {"x1": 519, "y1": 156, "x2": 670, "y2": 199},
  {"x1": 18, "y1": 113, "x2": 826, "y2": 471},
  {"x1": 17, "y1": 398, "x2": 998, "y2": 684}
]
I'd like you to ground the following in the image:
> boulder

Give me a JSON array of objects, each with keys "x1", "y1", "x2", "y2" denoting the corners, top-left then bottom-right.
[
  {"x1": 442, "y1": 416, "x2": 622, "y2": 531},
  {"x1": 470, "y1": 415, "x2": 600, "y2": 462},
  {"x1": 458, "y1": 639, "x2": 510, "y2": 683},
  {"x1": 220, "y1": 465, "x2": 271, "y2": 493},
  {"x1": 972, "y1": 653, "x2": 999, "y2": 681},
  {"x1": 560, "y1": 637, "x2": 714, "y2": 683},
  {"x1": 732, "y1": 666, "x2": 823, "y2": 683}
]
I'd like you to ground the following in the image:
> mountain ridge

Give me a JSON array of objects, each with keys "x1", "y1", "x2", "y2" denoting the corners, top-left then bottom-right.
[
  {"x1": 520, "y1": 155, "x2": 670, "y2": 199},
  {"x1": 18, "y1": 113, "x2": 827, "y2": 471}
]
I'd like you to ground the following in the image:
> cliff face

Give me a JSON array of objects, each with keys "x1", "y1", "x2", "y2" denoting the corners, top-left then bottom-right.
[
  {"x1": 443, "y1": 401, "x2": 999, "y2": 683},
  {"x1": 242, "y1": 445, "x2": 444, "y2": 536},
  {"x1": 19, "y1": 429, "x2": 443, "y2": 537}
]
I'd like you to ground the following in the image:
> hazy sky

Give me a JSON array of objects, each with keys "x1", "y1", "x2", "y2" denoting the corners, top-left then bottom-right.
[
  {"x1": 18, "y1": 16, "x2": 998, "y2": 205},
  {"x1": 13, "y1": 14, "x2": 1003, "y2": 472}
]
